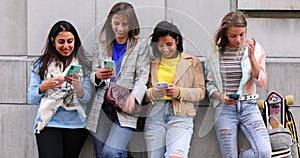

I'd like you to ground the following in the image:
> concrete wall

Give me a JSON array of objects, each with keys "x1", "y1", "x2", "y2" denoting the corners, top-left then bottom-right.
[{"x1": 1, "y1": 0, "x2": 300, "y2": 157}]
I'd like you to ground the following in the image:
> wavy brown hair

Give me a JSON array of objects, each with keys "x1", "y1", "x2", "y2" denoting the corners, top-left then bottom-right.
[
  {"x1": 214, "y1": 11, "x2": 247, "y2": 54},
  {"x1": 99, "y1": 2, "x2": 140, "y2": 57}
]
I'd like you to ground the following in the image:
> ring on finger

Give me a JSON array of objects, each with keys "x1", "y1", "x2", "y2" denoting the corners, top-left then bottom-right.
[{"x1": 55, "y1": 80, "x2": 59, "y2": 85}]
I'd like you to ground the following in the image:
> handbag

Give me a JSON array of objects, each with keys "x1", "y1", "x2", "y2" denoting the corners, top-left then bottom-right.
[{"x1": 104, "y1": 83, "x2": 141, "y2": 114}]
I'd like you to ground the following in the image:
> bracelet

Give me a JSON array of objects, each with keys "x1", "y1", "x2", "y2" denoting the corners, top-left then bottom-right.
[
  {"x1": 177, "y1": 87, "x2": 182, "y2": 100},
  {"x1": 150, "y1": 88, "x2": 155, "y2": 100},
  {"x1": 219, "y1": 93, "x2": 223, "y2": 101},
  {"x1": 77, "y1": 87, "x2": 83, "y2": 93},
  {"x1": 76, "y1": 87, "x2": 84, "y2": 96},
  {"x1": 38, "y1": 83, "x2": 47, "y2": 94}
]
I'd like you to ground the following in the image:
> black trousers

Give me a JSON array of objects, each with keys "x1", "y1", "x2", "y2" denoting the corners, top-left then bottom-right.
[{"x1": 35, "y1": 127, "x2": 89, "y2": 158}]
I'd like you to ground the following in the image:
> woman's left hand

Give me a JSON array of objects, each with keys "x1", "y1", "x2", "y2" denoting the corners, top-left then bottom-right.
[
  {"x1": 123, "y1": 94, "x2": 136, "y2": 114},
  {"x1": 64, "y1": 73, "x2": 84, "y2": 97},
  {"x1": 166, "y1": 84, "x2": 180, "y2": 99},
  {"x1": 247, "y1": 37, "x2": 260, "y2": 79},
  {"x1": 247, "y1": 38, "x2": 256, "y2": 57}
]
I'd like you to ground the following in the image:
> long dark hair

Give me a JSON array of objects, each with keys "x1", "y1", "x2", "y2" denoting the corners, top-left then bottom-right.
[
  {"x1": 215, "y1": 11, "x2": 247, "y2": 54},
  {"x1": 33, "y1": 20, "x2": 91, "y2": 80},
  {"x1": 150, "y1": 21, "x2": 183, "y2": 57},
  {"x1": 99, "y1": 2, "x2": 140, "y2": 57}
]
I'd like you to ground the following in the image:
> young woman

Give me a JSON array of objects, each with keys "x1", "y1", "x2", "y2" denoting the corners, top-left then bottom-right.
[
  {"x1": 205, "y1": 11, "x2": 272, "y2": 157},
  {"x1": 27, "y1": 20, "x2": 92, "y2": 158},
  {"x1": 143, "y1": 21, "x2": 205, "y2": 158},
  {"x1": 85, "y1": 2, "x2": 150, "y2": 158}
]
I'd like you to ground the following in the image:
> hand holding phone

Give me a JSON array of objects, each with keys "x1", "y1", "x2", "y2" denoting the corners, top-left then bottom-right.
[
  {"x1": 103, "y1": 60, "x2": 116, "y2": 72},
  {"x1": 65, "y1": 64, "x2": 82, "y2": 81},
  {"x1": 152, "y1": 82, "x2": 168, "y2": 98}
]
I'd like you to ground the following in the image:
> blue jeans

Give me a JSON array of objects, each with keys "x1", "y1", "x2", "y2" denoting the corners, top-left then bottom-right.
[
  {"x1": 93, "y1": 103, "x2": 133, "y2": 158},
  {"x1": 214, "y1": 99, "x2": 271, "y2": 158},
  {"x1": 144, "y1": 101, "x2": 194, "y2": 158}
]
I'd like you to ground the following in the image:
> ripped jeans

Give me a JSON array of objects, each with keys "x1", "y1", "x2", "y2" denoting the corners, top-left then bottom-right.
[
  {"x1": 214, "y1": 99, "x2": 271, "y2": 158},
  {"x1": 144, "y1": 101, "x2": 193, "y2": 158}
]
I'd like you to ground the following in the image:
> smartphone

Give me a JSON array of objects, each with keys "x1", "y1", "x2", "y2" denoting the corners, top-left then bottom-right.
[
  {"x1": 103, "y1": 60, "x2": 116, "y2": 73},
  {"x1": 65, "y1": 64, "x2": 82, "y2": 81},
  {"x1": 229, "y1": 94, "x2": 240, "y2": 100},
  {"x1": 156, "y1": 82, "x2": 169, "y2": 88}
]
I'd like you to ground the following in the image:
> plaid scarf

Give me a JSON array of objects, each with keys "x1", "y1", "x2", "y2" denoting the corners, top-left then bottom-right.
[{"x1": 36, "y1": 59, "x2": 86, "y2": 133}]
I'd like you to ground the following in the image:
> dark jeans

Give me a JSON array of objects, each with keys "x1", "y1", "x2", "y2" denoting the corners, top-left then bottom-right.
[{"x1": 35, "y1": 127, "x2": 89, "y2": 158}]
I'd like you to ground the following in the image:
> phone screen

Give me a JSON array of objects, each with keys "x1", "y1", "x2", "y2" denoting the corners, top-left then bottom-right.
[
  {"x1": 156, "y1": 82, "x2": 169, "y2": 88},
  {"x1": 229, "y1": 94, "x2": 240, "y2": 100}
]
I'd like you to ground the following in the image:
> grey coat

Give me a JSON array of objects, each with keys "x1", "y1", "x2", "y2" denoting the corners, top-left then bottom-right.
[{"x1": 86, "y1": 38, "x2": 150, "y2": 133}]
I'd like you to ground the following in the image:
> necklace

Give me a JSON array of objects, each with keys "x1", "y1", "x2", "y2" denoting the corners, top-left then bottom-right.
[{"x1": 235, "y1": 42, "x2": 246, "y2": 60}]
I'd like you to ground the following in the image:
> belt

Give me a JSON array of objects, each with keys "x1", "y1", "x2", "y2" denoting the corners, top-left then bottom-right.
[{"x1": 239, "y1": 94, "x2": 259, "y2": 101}]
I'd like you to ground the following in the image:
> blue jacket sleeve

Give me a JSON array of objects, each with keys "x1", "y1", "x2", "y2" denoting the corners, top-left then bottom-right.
[
  {"x1": 27, "y1": 64, "x2": 44, "y2": 105},
  {"x1": 77, "y1": 76, "x2": 92, "y2": 105}
]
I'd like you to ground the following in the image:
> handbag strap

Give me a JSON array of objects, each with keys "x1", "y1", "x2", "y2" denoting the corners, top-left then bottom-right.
[{"x1": 268, "y1": 115, "x2": 284, "y2": 130}]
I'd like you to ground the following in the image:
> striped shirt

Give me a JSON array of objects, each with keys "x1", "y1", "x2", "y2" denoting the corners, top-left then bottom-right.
[
  {"x1": 220, "y1": 47, "x2": 245, "y2": 94},
  {"x1": 205, "y1": 42, "x2": 267, "y2": 108}
]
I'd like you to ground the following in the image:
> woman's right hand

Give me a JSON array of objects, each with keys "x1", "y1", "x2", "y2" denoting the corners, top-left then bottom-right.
[
  {"x1": 95, "y1": 68, "x2": 115, "y2": 80},
  {"x1": 220, "y1": 93, "x2": 239, "y2": 105},
  {"x1": 39, "y1": 77, "x2": 64, "y2": 93},
  {"x1": 152, "y1": 86, "x2": 167, "y2": 99}
]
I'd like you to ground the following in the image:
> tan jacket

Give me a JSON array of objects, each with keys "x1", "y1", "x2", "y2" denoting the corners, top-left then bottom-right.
[{"x1": 145, "y1": 52, "x2": 205, "y2": 116}]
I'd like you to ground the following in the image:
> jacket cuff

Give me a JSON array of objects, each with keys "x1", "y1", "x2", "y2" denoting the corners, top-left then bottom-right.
[
  {"x1": 131, "y1": 81, "x2": 147, "y2": 104},
  {"x1": 90, "y1": 72, "x2": 104, "y2": 86}
]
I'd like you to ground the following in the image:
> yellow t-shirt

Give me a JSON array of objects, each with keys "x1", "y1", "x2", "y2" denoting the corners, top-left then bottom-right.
[{"x1": 157, "y1": 55, "x2": 180, "y2": 100}]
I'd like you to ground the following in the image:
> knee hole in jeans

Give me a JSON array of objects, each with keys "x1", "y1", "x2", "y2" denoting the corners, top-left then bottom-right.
[
  {"x1": 219, "y1": 129, "x2": 232, "y2": 136},
  {"x1": 169, "y1": 149, "x2": 184, "y2": 158}
]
